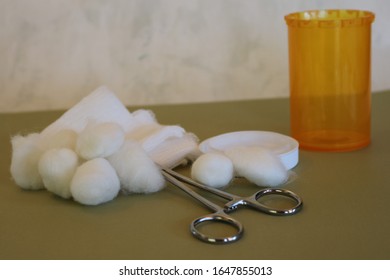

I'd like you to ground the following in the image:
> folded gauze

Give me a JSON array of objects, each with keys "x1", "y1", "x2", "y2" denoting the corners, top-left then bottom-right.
[{"x1": 10, "y1": 86, "x2": 199, "y2": 206}]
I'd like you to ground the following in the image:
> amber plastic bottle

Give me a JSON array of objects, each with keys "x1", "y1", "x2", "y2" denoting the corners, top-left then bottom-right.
[{"x1": 285, "y1": 10, "x2": 375, "y2": 151}]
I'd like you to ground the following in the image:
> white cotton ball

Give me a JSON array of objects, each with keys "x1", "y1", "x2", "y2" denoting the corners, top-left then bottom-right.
[
  {"x1": 191, "y1": 153, "x2": 234, "y2": 188},
  {"x1": 107, "y1": 140, "x2": 165, "y2": 194},
  {"x1": 225, "y1": 146, "x2": 288, "y2": 187},
  {"x1": 76, "y1": 122, "x2": 125, "y2": 160},
  {"x1": 10, "y1": 133, "x2": 44, "y2": 190},
  {"x1": 70, "y1": 158, "x2": 120, "y2": 205},
  {"x1": 40, "y1": 129, "x2": 78, "y2": 150},
  {"x1": 38, "y1": 148, "x2": 79, "y2": 199}
]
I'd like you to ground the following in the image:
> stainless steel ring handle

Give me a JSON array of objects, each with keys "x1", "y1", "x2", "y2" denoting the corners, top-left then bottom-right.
[
  {"x1": 190, "y1": 213, "x2": 244, "y2": 244},
  {"x1": 252, "y1": 188, "x2": 303, "y2": 216}
]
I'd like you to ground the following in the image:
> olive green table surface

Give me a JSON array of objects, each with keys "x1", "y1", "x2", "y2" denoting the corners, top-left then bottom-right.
[{"x1": 1, "y1": 92, "x2": 389, "y2": 260}]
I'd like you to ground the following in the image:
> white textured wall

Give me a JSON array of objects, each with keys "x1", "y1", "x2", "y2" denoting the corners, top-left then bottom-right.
[{"x1": 1, "y1": 0, "x2": 389, "y2": 112}]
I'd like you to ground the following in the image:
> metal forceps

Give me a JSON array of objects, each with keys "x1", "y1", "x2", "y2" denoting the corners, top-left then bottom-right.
[{"x1": 161, "y1": 168, "x2": 303, "y2": 244}]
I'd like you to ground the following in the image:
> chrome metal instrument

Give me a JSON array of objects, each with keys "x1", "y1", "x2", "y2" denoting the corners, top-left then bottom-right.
[{"x1": 162, "y1": 168, "x2": 303, "y2": 244}]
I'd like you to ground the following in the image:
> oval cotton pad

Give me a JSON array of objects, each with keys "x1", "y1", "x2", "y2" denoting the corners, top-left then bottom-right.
[
  {"x1": 76, "y1": 122, "x2": 125, "y2": 160},
  {"x1": 224, "y1": 146, "x2": 288, "y2": 187},
  {"x1": 199, "y1": 131, "x2": 299, "y2": 170},
  {"x1": 191, "y1": 153, "x2": 234, "y2": 188},
  {"x1": 70, "y1": 158, "x2": 120, "y2": 205},
  {"x1": 38, "y1": 148, "x2": 78, "y2": 199},
  {"x1": 107, "y1": 140, "x2": 165, "y2": 194}
]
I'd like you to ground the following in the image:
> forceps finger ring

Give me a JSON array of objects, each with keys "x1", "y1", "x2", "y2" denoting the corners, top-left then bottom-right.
[
  {"x1": 249, "y1": 188, "x2": 303, "y2": 215},
  {"x1": 191, "y1": 211, "x2": 244, "y2": 244}
]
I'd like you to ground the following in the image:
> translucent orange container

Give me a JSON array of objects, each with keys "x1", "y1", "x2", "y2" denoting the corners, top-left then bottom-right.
[{"x1": 285, "y1": 10, "x2": 375, "y2": 151}]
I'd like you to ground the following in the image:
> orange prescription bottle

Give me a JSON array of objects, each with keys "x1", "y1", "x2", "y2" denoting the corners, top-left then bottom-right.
[{"x1": 285, "y1": 10, "x2": 375, "y2": 152}]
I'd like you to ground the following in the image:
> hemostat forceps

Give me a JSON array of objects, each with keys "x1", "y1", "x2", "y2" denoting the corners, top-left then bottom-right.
[{"x1": 161, "y1": 168, "x2": 303, "y2": 244}]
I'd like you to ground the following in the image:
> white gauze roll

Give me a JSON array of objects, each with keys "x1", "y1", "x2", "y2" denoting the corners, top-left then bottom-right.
[
  {"x1": 10, "y1": 133, "x2": 44, "y2": 190},
  {"x1": 38, "y1": 148, "x2": 79, "y2": 199},
  {"x1": 127, "y1": 123, "x2": 185, "y2": 153},
  {"x1": 107, "y1": 140, "x2": 165, "y2": 194},
  {"x1": 191, "y1": 153, "x2": 234, "y2": 188},
  {"x1": 76, "y1": 122, "x2": 125, "y2": 160},
  {"x1": 70, "y1": 158, "x2": 120, "y2": 205},
  {"x1": 224, "y1": 146, "x2": 288, "y2": 187},
  {"x1": 148, "y1": 133, "x2": 200, "y2": 169}
]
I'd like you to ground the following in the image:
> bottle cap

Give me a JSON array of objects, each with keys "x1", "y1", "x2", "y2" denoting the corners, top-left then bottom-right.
[{"x1": 199, "y1": 131, "x2": 299, "y2": 170}]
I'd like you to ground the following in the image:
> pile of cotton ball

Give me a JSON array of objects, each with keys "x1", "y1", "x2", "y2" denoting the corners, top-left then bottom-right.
[
  {"x1": 10, "y1": 86, "x2": 294, "y2": 206},
  {"x1": 10, "y1": 86, "x2": 199, "y2": 206}
]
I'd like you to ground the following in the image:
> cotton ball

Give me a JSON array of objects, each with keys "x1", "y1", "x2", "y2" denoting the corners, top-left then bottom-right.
[
  {"x1": 70, "y1": 158, "x2": 120, "y2": 205},
  {"x1": 40, "y1": 129, "x2": 78, "y2": 150},
  {"x1": 38, "y1": 148, "x2": 79, "y2": 199},
  {"x1": 76, "y1": 122, "x2": 125, "y2": 160},
  {"x1": 107, "y1": 140, "x2": 165, "y2": 194},
  {"x1": 10, "y1": 133, "x2": 44, "y2": 190},
  {"x1": 225, "y1": 146, "x2": 288, "y2": 187},
  {"x1": 191, "y1": 153, "x2": 234, "y2": 188}
]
